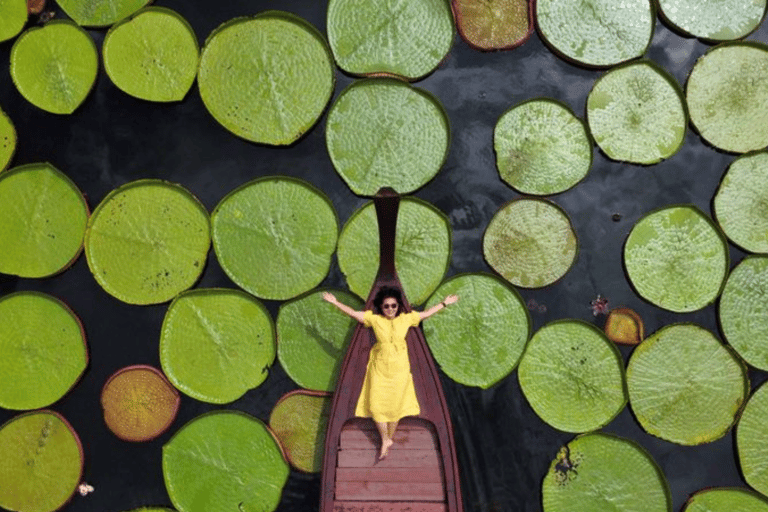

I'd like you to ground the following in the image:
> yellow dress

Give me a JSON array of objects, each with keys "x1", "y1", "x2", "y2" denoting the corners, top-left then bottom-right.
[{"x1": 355, "y1": 310, "x2": 421, "y2": 423}]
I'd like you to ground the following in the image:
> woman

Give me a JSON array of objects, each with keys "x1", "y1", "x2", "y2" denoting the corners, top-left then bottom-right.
[{"x1": 323, "y1": 287, "x2": 458, "y2": 459}]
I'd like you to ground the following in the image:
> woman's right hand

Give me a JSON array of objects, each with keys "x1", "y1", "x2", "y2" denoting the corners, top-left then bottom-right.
[{"x1": 322, "y1": 292, "x2": 336, "y2": 304}]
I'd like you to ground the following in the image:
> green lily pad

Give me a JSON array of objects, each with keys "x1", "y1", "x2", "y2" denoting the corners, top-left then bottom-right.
[
  {"x1": 198, "y1": 11, "x2": 335, "y2": 145},
  {"x1": 103, "y1": 7, "x2": 199, "y2": 102},
  {"x1": 0, "y1": 163, "x2": 89, "y2": 278},
  {"x1": 327, "y1": 0, "x2": 454, "y2": 79},
  {"x1": 56, "y1": 0, "x2": 149, "y2": 27},
  {"x1": 336, "y1": 197, "x2": 451, "y2": 304},
  {"x1": 0, "y1": 0, "x2": 26, "y2": 43},
  {"x1": 84, "y1": 179, "x2": 210, "y2": 305},
  {"x1": 587, "y1": 60, "x2": 687, "y2": 164},
  {"x1": 160, "y1": 289, "x2": 275, "y2": 404},
  {"x1": 0, "y1": 107, "x2": 15, "y2": 171},
  {"x1": 0, "y1": 411, "x2": 84, "y2": 512},
  {"x1": 483, "y1": 198, "x2": 578, "y2": 288},
  {"x1": 163, "y1": 411, "x2": 289, "y2": 512},
  {"x1": 624, "y1": 205, "x2": 728, "y2": 312},
  {"x1": 452, "y1": 0, "x2": 533, "y2": 50},
  {"x1": 683, "y1": 488, "x2": 768, "y2": 512},
  {"x1": 276, "y1": 289, "x2": 363, "y2": 391},
  {"x1": 737, "y1": 380, "x2": 768, "y2": 497},
  {"x1": 269, "y1": 390, "x2": 331, "y2": 473},
  {"x1": 542, "y1": 433, "x2": 670, "y2": 512},
  {"x1": 687, "y1": 43, "x2": 768, "y2": 153},
  {"x1": 713, "y1": 151, "x2": 768, "y2": 253},
  {"x1": 494, "y1": 98, "x2": 591, "y2": 195},
  {"x1": 658, "y1": 0, "x2": 766, "y2": 41},
  {"x1": 211, "y1": 176, "x2": 337, "y2": 301},
  {"x1": 422, "y1": 273, "x2": 530, "y2": 388},
  {"x1": 627, "y1": 323, "x2": 747, "y2": 445},
  {"x1": 0, "y1": 292, "x2": 88, "y2": 411},
  {"x1": 719, "y1": 256, "x2": 768, "y2": 371},
  {"x1": 535, "y1": 0, "x2": 654, "y2": 67},
  {"x1": 10, "y1": 20, "x2": 98, "y2": 114},
  {"x1": 326, "y1": 78, "x2": 450, "y2": 196},
  {"x1": 518, "y1": 320, "x2": 626, "y2": 433}
]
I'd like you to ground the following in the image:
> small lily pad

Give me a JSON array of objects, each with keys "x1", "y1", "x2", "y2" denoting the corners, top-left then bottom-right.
[
  {"x1": 422, "y1": 273, "x2": 530, "y2": 388},
  {"x1": 0, "y1": 107, "x2": 15, "y2": 171},
  {"x1": 0, "y1": 291, "x2": 88, "y2": 410},
  {"x1": 658, "y1": 0, "x2": 766, "y2": 41},
  {"x1": 160, "y1": 289, "x2": 276, "y2": 404},
  {"x1": 683, "y1": 488, "x2": 768, "y2": 512},
  {"x1": 10, "y1": 20, "x2": 98, "y2": 114},
  {"x1": 452, "y1": 0, "x2": 533, "y2": 50},
  {"x1": 268, "y1": 390, "x2": 331, "y2": 473},
  {"x1": 84, "y1": 179, "x2": 210, "y2": 305},
  {"x1": 604, "y1": 307, "x2": 644, "y2": 345},
  {"x1": 326, "y1": 78, "x2": 450, "y2": 196},
  {"x1": 627, "y1": 323, "x2": 747, "y2": 445},
  {"x1": 56, "y1": 0, "x2": 149, "y2": 27},
  {"x1": 103, "y1": 7, "x2": 199, "y2": 102},
  {"x1": 737, "y1": 380, "x2": 768, "y2": 497},
  {"x1": 483, "y1": 198, "x2": 578, "y2": 288},
  {"x1": 276, "y1": 289, "x2": 363, "y2": 392},
  {"x1": 0, "y1": 411, "x2": 84, "y2": 512},
  {"x1": 163, "y1": 411, "x2": 289, "y2": 512},
  {"x1": 0, "y1": 0, "x2": 26, "y2": 44},
  {"x1": 101, "y1": 365, "x2": 180, "y2": 442}
]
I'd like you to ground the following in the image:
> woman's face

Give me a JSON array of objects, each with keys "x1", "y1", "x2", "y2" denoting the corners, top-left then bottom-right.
[{"x1": 381, "y1": 297, "x2": 398, "y2": 319}]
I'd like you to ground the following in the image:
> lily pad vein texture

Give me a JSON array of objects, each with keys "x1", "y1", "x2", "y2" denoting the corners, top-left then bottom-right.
[
  {"x1": 336, "y1": 197, "x2": 451, "y2": 304},
  {"x1": 483, "y1": 197, "x2": 578, "y2": 288},
  {"x1": 452, "y1": 0, "x2": 533, "y2": 50},
  {"x1": 0, "y1": 106, "x2": 15, "y2": 171},
  {"x1": 659, "y1": 0, "x2": 767, "y2": 41},
  {"x1": 163, "y1": 410, "x2": 289, "y2": 512},
  {"x1": 277, "y1": 289, "x2": 363, "y2": 391},
  {"x1": 0, "y1": 0, "x2": 27, "y2": 43},
  {"x1": 518, "y1": 319, "x2": 627, "y2": 433},
  {"x1": 212, "y1": 176, "x2": 338, "y2": 301},
  {"x1": 0, "y1": 162, "x2": 89, "y2": 278},
  {"x1": 198, "y1": 11, "x2": 335, "y2": 145},
  {"x1": 542, "y1": 433, "x2": 670, "y2": 512},
  {"x1": 686, "y1": 42, "x2": 768, "y2": 153},
  {"x1": 714, "y1": 151, "x2": 768, "y2": 253},
  {"x1": 624, "y1": 205, "x2": 728, "y2": 312},
  {"x1": 0, "y1": 292, "x2": 88, "y2": 411},
  {"x1": 269, "y1": 390, "x2": 331, "y2": 473},
  {"x1": 494, "y1": 98, "x2": 591, "y2": 194},
  {"x1": 719, "y1": 256, "x2": 768, "y2": 371},
  {"x1": 103, "y1": 7, "x2": 199, "y2": 102},
  {"x1": 683, "y1": 487, "x2": 768, "y2": 512},
  {"x1": 84, "y1": 179, "x2": 211, "y2": 305},
  {"x1": 327, "y1": 0, "x2": 454, "y2": 79},
  {"x1": 56, "y1": 0, "x2": 150, "y2": 27},
  {"x1": 160, "y1": 288, "x2": 276, "y2": 404},
  {"x1": 535, "y1": 0, "x2": 654, "y2": 67},
  {"x1": 737, "y1": 380, "x2": 768, "y2": 497},
  {"x1": 10, "y1": 20, "x2": 98, "y2": 114},
  {"x1": 326, "y1": 78, "x2": 450, "y2": 196},
  {"x1": 587, "y1": 60, "x2": 687, "y2": 164},
  {"x1": 422, "y1": 273, "x2": 531, "y2": 388},
  {"x1": 627, "y1": 323, "x2": 747, "y2": 445}
]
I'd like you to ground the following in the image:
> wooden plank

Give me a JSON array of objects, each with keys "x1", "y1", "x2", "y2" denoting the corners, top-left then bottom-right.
[
  {"x1": 337, "y1": 448, "x2": 440, "y2": 468},
  {"x1": 336, "y1": 467, "x2": 444, "y2": 483},
  {"x1": 336, "y1": 481, "x2": 445, "y2": 501},
  {"x1": 333, "y1": 502, "x2": 446, "y2": 512},
  {"x1": 340, "y1": 428, "x2": 438, "y2": 450}
]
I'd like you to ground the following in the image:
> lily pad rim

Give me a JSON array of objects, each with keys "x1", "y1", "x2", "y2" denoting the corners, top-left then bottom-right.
[
  {"x1": 682, "y1": 486, "x2": 768, "y2": 510},
  {"x1": 450, "y1": 0, "x2": 535, "y2": 52},
  {"x1": 0, "y1": 107, "x2": 16, "y2": 172},
  {"x1": 657, "y1": 1, "x2": 768, "y2": 43},
  {"x1": 736, "y1": 378, "x2": 768, "y2": 483},
  {"x1": 268, "y1": 388, "x2": 331, "y2": 474}
]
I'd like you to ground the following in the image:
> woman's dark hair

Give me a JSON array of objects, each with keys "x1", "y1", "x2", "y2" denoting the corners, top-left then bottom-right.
[{"x1": 373, "y1": 286, "x2": 405, "y2": 316}]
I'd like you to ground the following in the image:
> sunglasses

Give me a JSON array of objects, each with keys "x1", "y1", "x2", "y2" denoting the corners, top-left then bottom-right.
[{"x1": 382, "y1": 303, "x2": 398, "y2": 309}]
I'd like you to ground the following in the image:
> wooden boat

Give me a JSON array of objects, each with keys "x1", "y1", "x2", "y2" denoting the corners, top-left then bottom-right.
[{"x1": 320, "y1": 189, "x2": 463, "y2": 512}]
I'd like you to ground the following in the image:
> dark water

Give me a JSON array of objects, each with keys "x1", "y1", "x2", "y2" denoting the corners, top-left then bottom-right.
[{"x1": 0, "y1": 1, "x2": 767, "y2": 511}]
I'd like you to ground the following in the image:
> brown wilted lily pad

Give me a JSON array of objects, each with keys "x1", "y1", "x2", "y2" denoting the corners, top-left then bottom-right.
[
  {"x1": 452, "y1": 0, "x2": 533, "y2": 50},
  {"x1": 269, "y1": 390, "x2": 331, "y2": 473},
  {"x1": 27, "y1": 0, "x2": 46, "y2": 14},
  {"x1": 604, "y1": 307, "x2": 644, "y2": 345}
]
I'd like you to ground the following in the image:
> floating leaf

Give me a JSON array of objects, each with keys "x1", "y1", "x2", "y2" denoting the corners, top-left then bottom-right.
[
  {"x1": 0, "y1": 0, "x2": 26, "y2": 43},
  {"x1": 84, "y1": 179, "x2": 210, "y2": 305},
  {"x1": 103, "y1": 7, "x2": 199, "y2": 102},
  {"x1": 483, "y1": 198, "x2": 578, "y2": 288},
  {"x1": 737, "y1": 380, "x2": 768, "y2": 497},
  {"x1": 683, "y1": 488, "x2": 768, "y2": 512},
  {"x1": 56, "y1": 0, "x2": 149, "y2": 27},
  {"x1": 452, "y1": 0, "x2": 533, "y2": 50},
  {"x1": 494, "y1": 98, "x2": 591, "y2": 195},
  {"x1": 422, "y1": 273, "x2": 530, "y2": 388},
  {"x1": 211, "y1": 176, "x2": 337, "y2": 301},
  {"x1": 10, "y1": 20, "x2": 98, "y2": 114},
  {"x1": 0, "y1": 292, "x2": 88, "y2": 410},
  {"x1": 627, "y1": 323, "x2": 747, "y2": 445},
  {"x1": 160, "y1": 289, "x2": 275, "y2": 404},
  {"x1": 658, "y1": 0, "x2": 766, "y2": 41},
  {"x1": 0, "y1": 107, "x2": 15, "y2": 171},
  {"x1": 198, "y1": 11, "x2": 334, "y2": 145},
  {"x1": 326, "y1": 78, "x2": 450, "y2": 196},
  {"x1": 269, "y1": 390, "x2": 331, "y2": 473},
  {"x1": 604, "y1": 307, "x2": 644, "y2": 345}
]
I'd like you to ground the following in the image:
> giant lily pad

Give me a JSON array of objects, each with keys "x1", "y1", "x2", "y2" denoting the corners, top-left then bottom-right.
[
  {"x1": 0, "y1": 163, "x2": 89, "y2": 278},
  {"x1": 269, "y1": 390, "x2": 331, "y2": 473},
  {"x1": 422, "y1": 273, "x2": 530, "y2": 388},
  {"x1": 0, "y1": 0, "x2": 26, "y2": 44},
  {"x1": 56, "y1": 0, "x2": 149, "y2": 27},
  {"x1": 10, "y1": 20, "x2": 98, "y2": 114},
  {"x1": 0, "y1": 292, "x2": 88, "y2": 410},
  {"x1": 737, "y1": 380, "x2": 768, "y2": 497},
  {"x1": 624, "y1": 205, "x2": 728, "y2": 312},
  {"x1": 160, "y1": 289, "x2": 275, "y2": 404},
  {"x1": 627, "y1": 323, "x2": 747, "y2": 445},
  {"x1": 336, "y1": 197, "x2": 451, "y2": 304},
  {"x1": 103, "y1": 7, "x2": 199, "y2": 102},
  {"x1": 198, "y1": 11, "x2": 335, "y2": 145},
  {"x1": 452, "y1": 0, "x2": 533, "y2": 50},
  {"x1": 326, "y1": 78, "x2": 450, "y2": 196},
  {"x1": 163, "y1": 411, "x2": 289, "y2": 512},
  {"x1": 683, "y1": 488, "x2": 768, "y2": 512},
  {"x1": 658, "y1": 0, "x2": 766, "y2": 41},
  {"x1": 0, "y1": 106, "x2": 15, "y2": 171}
]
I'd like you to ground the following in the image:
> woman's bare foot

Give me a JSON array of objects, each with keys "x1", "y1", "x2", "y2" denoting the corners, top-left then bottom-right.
[{"x1": 379, "y1": 438, "x2": 394, "y2": 460}]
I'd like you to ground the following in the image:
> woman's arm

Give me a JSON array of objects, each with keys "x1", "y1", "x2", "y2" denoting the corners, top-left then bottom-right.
[
  {"x1": 322, "y1": 292, "x2": 366, "y2": 323},
  {"x1": 419, "y1": 294, "x2": 459, "y2": 321}
]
